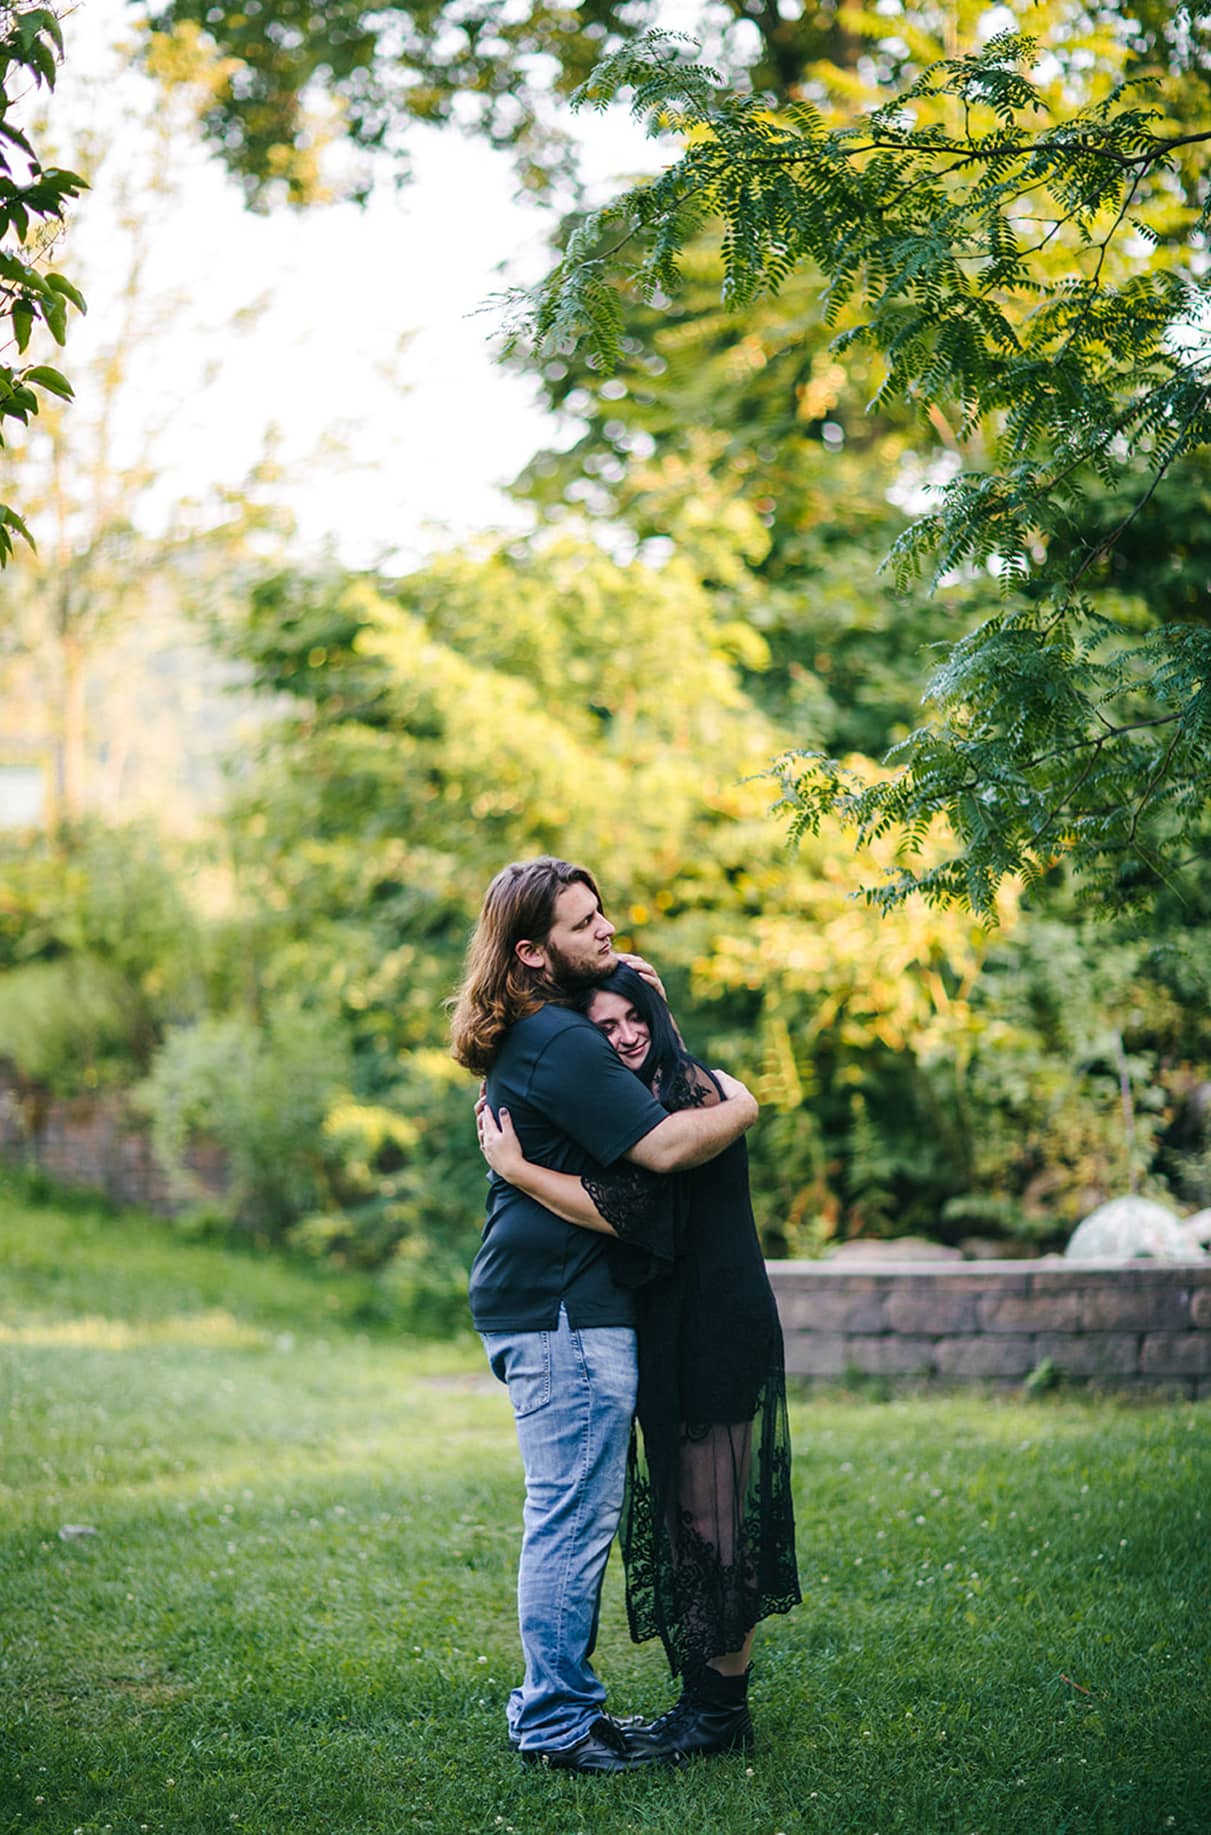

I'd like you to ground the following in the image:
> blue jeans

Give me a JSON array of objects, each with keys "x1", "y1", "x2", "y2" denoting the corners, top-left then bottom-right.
[{"x1": 481, "y1": 1305, "x2": 637, "y2": 1752}]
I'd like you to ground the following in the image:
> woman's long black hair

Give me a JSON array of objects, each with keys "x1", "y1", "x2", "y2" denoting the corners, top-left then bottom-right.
[{"x1": 575, "y1": 963, "x2": 706, "y2": 1114}]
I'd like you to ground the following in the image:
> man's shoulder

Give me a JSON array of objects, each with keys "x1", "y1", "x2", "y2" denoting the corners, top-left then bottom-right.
[
  {"x1": 525, "y1": 1001, "x2": 593, "y2": 1036},
  {"x1": 496, "y1": 1002, "x2": 597, "y2": 1066}
]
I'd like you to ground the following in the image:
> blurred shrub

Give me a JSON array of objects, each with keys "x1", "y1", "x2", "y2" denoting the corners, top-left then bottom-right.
[
  {"x1": 138, "y1": 1003, "x2": 350, "y2": 1237},
  {"x1": 0, "y1": 955, "x2": 141, "y2": 1092},
  {"x1": 0, "y1": 821, "x2": 201, "y2": 986},
  {"x1": 0, "y1": 821, "x2": 207, "y2": 1090},
  {"x1": 138, "y1": 1016, "x2": 481, "y2": 1322},
  {"x1": 289, "y1": 1052, "x2": 483, "y2": 1321}
]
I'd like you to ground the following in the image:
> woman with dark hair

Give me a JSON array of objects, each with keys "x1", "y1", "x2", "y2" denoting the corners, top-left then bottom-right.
[{"x1": 477, "y1": 962, "x2": 801, "y2": 1760}]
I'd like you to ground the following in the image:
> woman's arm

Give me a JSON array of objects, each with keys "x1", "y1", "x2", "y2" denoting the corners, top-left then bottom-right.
[{"x1": 476, "y1": 1097, "x2": 618, "y2": 1235}]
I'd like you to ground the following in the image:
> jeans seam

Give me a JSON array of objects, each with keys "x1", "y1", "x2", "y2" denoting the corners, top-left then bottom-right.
[{"x1": 553, "y1": 1313, "x2": 592, "y2": 1670}]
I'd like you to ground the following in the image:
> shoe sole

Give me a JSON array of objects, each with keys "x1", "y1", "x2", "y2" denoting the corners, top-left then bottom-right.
[
  {"x1": 509, "y1": 1716, "x2": 648, "y2": 1756},
  {"x1": 517, "y1": 1750, "x2": 666, "y2": 1772}
]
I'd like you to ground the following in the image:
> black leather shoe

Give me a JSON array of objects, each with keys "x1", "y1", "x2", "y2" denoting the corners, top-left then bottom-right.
[
  {"x1": 508, "y1": 1711, "x2": 646, "y2": 1754},
  {"x1": 626, "y1": 1688, "x2": 754, "y2": 1760},
  {"x1": 517, "y1": 1715, "x2": 665, "y2": 1772}
]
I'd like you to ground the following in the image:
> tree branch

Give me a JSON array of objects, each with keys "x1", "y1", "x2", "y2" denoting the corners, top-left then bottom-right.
[
  {"x1": 1065, "y1": 384, "x2": 1211, "y2": 594},
  {"x1": 1128, "y1": 714, "x2": 1189, "y2": 845},
  {"x1": 726, "y1": 127, "x2": 1211, "y2": 175}
]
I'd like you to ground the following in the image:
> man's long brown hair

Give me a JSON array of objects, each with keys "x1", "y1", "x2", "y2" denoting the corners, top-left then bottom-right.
[{"x1": 449, "y1": 857, "x2": 602, "y2": 1074}]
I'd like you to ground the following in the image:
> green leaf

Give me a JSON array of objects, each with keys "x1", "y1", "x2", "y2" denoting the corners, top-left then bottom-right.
[
  {"x1": 29, "y1": 36, "x2": 58, "y2": 89},
  {"x1": 0, "y1": 252, "x2": 42, "y2": 287},
  {"x1": 26, "y1": 364, "x2": 73, "y2": 400},
  {"x1": 0, "y1": 120, "x2": 35, "y2": 159},
  {"x1": 11, "y1": 303, "x2": 33, "y2": 353},
  {"x1": 43, "y1": 272, "x2": 86, "y2": 313},
  {"x1": 0, "y1": 500, "x2": 34, "y2": 545}
]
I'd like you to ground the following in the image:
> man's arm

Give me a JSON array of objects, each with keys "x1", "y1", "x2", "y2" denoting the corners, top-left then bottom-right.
[{"x1": 625, "y1": 1071, "x2": 758, "y2": 1173}]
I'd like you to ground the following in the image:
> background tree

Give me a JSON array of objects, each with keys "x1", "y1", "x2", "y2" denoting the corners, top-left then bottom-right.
[
  {"x1": 137, "y1": 3, "x2": 1209, "y2": 913},
  {"x1": 518, "y1": 2, "x2": 1211, "y2": 913},
  {"x1": 513, "y1": 245, "x2": 998, "y2": 759},
  {"x1": 0, "y1": 2, "x2": 85, "y2": 563},
  {"x1": 2, "y1": 26, "x2": 295, "y2": 825},
  {"x1": 136, "y1": 0, "x2": 877, "y2": 205},
  {"x1": 140, "y1": 0, "x2": 1206, "y2": 202},
  {"x1": 5, "y1": 0, "x2": 1210, "y2": 1296},
  {"x1": 164, "y1": 534, "x2": 1207, "y2": 1282}
]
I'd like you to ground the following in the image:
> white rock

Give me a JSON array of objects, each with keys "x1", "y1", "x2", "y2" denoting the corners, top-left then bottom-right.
[
  {"x1": 1181, "y1": 1208, "x2": 1211, "y2": 1251},
  {"x1": 1065, "y1": 1196, "x2": 1205, "y2": 1263}
]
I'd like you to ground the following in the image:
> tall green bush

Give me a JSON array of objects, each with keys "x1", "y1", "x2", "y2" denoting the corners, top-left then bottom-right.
[
  {"x1": 0, "y1": 955, "x2": 140, "y2": 1093},
  {"x1": 0, "y1": 822, "x2": 208, "y2": 1090},
  {"x1": 137, "y1": 1004, "x2": 350, "y2": 1236}
]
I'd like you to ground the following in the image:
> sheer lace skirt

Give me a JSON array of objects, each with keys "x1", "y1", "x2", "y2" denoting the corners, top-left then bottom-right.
[
  {"x1": 579, "y1": 1063, "x2": 802, "y2": 1675},
  {"x1": 619, "y1": 1343, "x2": 801, "y2": 1677}
]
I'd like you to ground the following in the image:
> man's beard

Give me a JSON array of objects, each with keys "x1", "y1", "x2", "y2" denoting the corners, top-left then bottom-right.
[{"x1": 545, "y1": 939, "x2": 616, "y2": 994}]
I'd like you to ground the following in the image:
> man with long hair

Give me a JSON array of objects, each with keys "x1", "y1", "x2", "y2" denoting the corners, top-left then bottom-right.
[{"x1": 450, "y1": 857, "x2": 758, "y2": 1773}]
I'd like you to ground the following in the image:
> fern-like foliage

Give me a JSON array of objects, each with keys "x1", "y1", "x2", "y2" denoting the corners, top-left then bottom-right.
[{"x1": 512, "y1": 17, "x2": 1211, "y2": 913}]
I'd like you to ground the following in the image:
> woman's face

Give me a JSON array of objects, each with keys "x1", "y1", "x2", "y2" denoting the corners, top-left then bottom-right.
[{"x1": 587, "y1": 989, "x2": 652, "y2": 1073}]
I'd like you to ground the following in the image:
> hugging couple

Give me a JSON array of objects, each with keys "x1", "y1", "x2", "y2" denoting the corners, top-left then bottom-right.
[{"x1": 449, "y1": 857, "x2": 801, "y2": 1773}]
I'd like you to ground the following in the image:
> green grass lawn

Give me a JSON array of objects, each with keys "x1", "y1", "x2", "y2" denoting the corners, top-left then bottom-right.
[{"x1": 2, "y1": 1176, "x2": 1209, "y2": 1835}]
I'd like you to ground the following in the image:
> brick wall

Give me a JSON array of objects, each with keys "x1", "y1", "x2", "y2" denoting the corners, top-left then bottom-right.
[
  {"x1": 768, "y1": 1260, "x2": 1211, "y2": 1397},
  {"x1": 0, "y1": 1074, "x2": 226, "y2": 1213}
]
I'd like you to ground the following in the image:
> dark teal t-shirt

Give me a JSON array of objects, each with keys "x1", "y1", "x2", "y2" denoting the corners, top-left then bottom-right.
[{"x1": 468, "y1": 1004, "x2": 668, "y2": 1332}]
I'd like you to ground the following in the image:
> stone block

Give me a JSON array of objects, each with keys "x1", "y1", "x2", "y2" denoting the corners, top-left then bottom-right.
[
  {"x1": 1140, "y1": 1334, "x2": 1211, "y2": 1376},
  {"x1": 892, "y1": 1270, "x2": 1032, "y2": 1294},
  {"x1": 775, "y1": 1289, "x2": 887, "y2": 1333},
  {"x1": 1047, "y1": 1263, "x2": 1195, "y2": 1287},
  {"x1": 767, "y1": 1266, "x2": 881, "y2": 1291},
  {"x1": 950, "y1": 1270, "x2": 1033, "y2": 1293},
  {"x1": 843, "y1": 1334, "x2": 935, "y2": 1375},
  {"x1": 783, "y1": 1333, "x2": 847, "y2": 1378},
  {"x1": 1190, "y1": 1289, "x2": 1211, "y2": 1329},
  {"x1": 978, "y1": 1292, "x2": 1084, "y2": 1333},
  {"x1": 934, "y1": 1336, "x2": 1037, "y2": 1378},
  {"x1": 886, "y1": 1291, "x2": 980, "y2": 1335},
  {"x1": 1080, "y1": 1286, "x2": 1191, "y2": 1332},
  {"x1": 1033, "y1": 1333, "x2": 1139, "y2": 1378},
  {"x1": 1127, "y1": 1263, "x2": 1206, "y2": 1285},
  {"x1": 1028, "y1": 1265, "x2": 1114, "y2": 1290}
]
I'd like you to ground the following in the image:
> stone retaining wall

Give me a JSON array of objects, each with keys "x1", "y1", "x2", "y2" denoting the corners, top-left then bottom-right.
[
  {"x1": 768, "y1": 1259, "x2": 1211, "y2": 1397},
  {"x1": 4, "y1": 1066, "x2": 1209, "y2": 1398}
]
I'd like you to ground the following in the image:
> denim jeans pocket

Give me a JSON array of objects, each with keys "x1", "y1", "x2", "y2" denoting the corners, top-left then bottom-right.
[{"x1": 483, "y1": 1330, "x2": 552, "y2": 1419}]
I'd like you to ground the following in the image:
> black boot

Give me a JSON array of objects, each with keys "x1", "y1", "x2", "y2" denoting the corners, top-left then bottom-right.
[{"x1": 627, "y1": 1664, "x2": 754, "y2": 1761}]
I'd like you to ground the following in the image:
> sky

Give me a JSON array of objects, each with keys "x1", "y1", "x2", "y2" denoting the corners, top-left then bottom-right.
[{"x1": 37, "y1": 0, "x2": 672, "y2": 571}]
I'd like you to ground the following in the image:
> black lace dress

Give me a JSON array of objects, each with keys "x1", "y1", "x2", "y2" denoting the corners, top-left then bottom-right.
[{"x1": 583, "y1": 1065, "x2": 801, "y2": 1678}]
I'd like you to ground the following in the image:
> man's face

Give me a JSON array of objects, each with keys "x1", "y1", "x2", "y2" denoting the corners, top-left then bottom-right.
[{"x1": 522, "y1": 880, "x2": 616, "y2": 990}]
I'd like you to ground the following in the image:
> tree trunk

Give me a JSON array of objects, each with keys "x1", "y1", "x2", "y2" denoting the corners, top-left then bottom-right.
[{"x1": 60, "y1": 623, "x2": 86, "y2": 821}]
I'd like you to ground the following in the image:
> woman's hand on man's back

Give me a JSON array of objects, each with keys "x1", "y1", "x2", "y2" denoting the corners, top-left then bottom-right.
[
  {"x1": 476, "y1": 1090, "x2": 527, "y2": 1183},
  {"x1": 713, "y1": 1069, "x2": 759, "y2": 1124},
  {"x1": 615, "y1": 951, "x2": 667, "y2": 1001}
]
